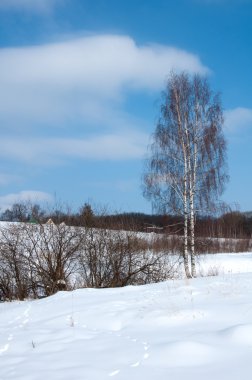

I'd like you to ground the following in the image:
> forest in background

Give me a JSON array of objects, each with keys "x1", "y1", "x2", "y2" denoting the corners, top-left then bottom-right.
[{"x1": 1, "y1": 201, "x2": 252, "y2": 239}]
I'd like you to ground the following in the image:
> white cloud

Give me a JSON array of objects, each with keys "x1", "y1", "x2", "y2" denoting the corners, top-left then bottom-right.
[
  {"x1": 0, "y1": 131, "x2": 149, "y2": 163},
  {"x1": 0, "y1": 190, "x2": 53, "y2": 211},
  {"x1": 0, "y1": 35, "x2": 208, "y2": 89},
  {"x1": 0, "y1": 34, "x2": 209, "y2": 129},
  {"x1": 0, "y1": 0, "x2": 61, "y2": 12},
  {"x1": 224, "y1": 107, "x2": 252, "y2": 133}
]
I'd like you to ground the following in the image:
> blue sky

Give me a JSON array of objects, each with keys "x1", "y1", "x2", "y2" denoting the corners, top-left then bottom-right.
[{"x1": 0, "y1": 0, "x2": 252, "y2": 213}]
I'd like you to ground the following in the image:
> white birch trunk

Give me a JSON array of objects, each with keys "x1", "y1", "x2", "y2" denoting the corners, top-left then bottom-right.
[
  {"x1": 183, "y1": 153, "x2": 191, "y2": 278},
  {"x1": 183, "y1": 188, "x2": 191, "y2": 278},
  {"x1": 189, "y1": 187, "x2": 196, "y2": 277},
  {"x1": 188, "y1": 101, "x2": 199, "y2": 278},
  {"x1": 174, "y1": 89, "x2": 191, "y2": 278}
]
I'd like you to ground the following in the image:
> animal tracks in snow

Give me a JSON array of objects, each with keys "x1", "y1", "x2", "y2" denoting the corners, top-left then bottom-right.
[
  {"x1": 130, "y1": 361, "x2": 140, "y2": 367},
  {"x1": 107, "y1": 333, "x2": 150, "y2": 376},
  {"x1": 78, "y1": 321, "x2": 150, "y2": 377},
  {"x1": 0, "y1": 304, "x2": 31, "y2": 357},
  {"x1": 109, "y1": 369, "x2": 121, "y2": 376},
  {"x1": 0, "y1": 343, "x2": 10, "y2": 355}
]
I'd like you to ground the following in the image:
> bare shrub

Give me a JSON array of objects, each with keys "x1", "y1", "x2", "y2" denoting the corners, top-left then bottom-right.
[
  {"x1": 22, "y1": 222, "x2": 85, "y2": 296},
  {"x1": 0, "y1": 223, "x2": 31, "y2": 301},
  {"x1": 76, "y1": 228, "x2": 178, "y2": 288},
  {"x1": 197, "y1": 264, "x2": 220, "y2": 277},
  {"x1": 195, "y1": 236, "x2": 251, "y2": 254},
  {"x1": 0, "y1": 221, "x2": 181, "y2": 300},
  {"x1": 150, "y1": 234, "x2": 183, "y2": 255}
]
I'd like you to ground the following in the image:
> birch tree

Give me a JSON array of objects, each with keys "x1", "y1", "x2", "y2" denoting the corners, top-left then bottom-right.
[{"x1": 143, "y1": 72, "x2": 228, "y2": 278}]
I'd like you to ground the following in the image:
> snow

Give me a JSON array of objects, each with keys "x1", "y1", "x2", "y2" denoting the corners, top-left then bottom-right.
[
  {"x1": 1, "y1": 253, "x2": 252, "y2": 379},
  {"x1": 196, "y1": 252, "x2": 252, "y2": 275}
]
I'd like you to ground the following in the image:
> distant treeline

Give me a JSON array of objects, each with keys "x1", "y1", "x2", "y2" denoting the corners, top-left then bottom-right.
[
  {"x1": 0, "y1": 202, "x2": 252, "y2": 239},
  {"x1": 93, "y1": 211, "x2": 252, "y2": 239}
]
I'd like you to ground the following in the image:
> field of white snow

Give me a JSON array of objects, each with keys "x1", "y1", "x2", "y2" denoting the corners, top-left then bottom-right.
[{"x1": 1, "y1": 252, "x2": 252, "y2": 380}]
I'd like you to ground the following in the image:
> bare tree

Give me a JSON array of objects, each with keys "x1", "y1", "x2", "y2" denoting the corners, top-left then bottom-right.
[
  {"x1": 22, "y1": 222, "x2": 85, "y2": 296},
  {"x1": 0, "y1": 223, "x2": 31, "y2": 300},
  {"x1": 143, "y1": 72, "x2": 228, "y2": 278},
  {"x1": 78, "y1": 203, "x2": 95, "y2": 227}
]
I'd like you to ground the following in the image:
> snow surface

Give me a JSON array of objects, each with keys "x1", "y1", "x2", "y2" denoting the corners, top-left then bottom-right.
[{"x1": 1, "y1": 253, "x2": 252, "y2": 380}]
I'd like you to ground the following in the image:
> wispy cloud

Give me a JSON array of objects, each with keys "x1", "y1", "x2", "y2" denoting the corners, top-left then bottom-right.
[
  {"x1": 224, "y1": 107, "x2": 252, "y2": 133},
  {"x1": 0, "y1": 131, "x2": 149, "y2": 163},
  {"x1": 0, "y1": 190, "x2": 53, "y2": 211},
  {"x1": 0, "y1": 173, "x2": 21, "y2": 186},
  {"x1": 0, "y1": 34, "x2": 209, "y2": 130},
  {"x1": 0, "y1": 0, "x2": 61, "y2": 12}
]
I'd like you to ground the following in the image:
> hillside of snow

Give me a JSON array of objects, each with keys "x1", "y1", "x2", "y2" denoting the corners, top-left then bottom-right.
[{"x1": 1, "y1": 253, "x2": 252, "y2": 380}]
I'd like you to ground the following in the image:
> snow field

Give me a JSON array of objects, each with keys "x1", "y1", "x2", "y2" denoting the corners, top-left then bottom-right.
[{"x1": 1, "y1": 253, "x2": 252, "y2": 379}]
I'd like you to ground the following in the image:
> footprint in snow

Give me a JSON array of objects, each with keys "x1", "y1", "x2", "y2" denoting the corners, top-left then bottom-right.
[
  {"x1": 0, "y1": 343, "x2": 9, "y2": 355},
  {"x1": 130, "y1": 361, "x2": 140, "y2": 367},
  {"x1": 109, "y1": 369, "x2": 120, "y2": 376}
]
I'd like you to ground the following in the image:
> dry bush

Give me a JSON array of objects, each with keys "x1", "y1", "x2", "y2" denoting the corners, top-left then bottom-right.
[
  {"x1": 195, "y1": 237, "x2": 251, "y2": 254},
  {"x1": 76, "y1": 228, "x2": 179, "y2": 288},
  {"x1": 150, "y1": 234, "x2": 182, "y2": 254},
  {"x1": 21, "y1": 222, "x2": 85, "y2": 296},
  {"x1": 0, "y1": 222, "x2": 85, "y2": 300},
  {"x1": 0, "y1": 224, "x2": 31, "y2": 301},
  {"x1": 197, "y1": 264, "x2": 220, "y2": 277},
  {"x1": 0, "y1": 222, "x2": 181, "y2": 301}
]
